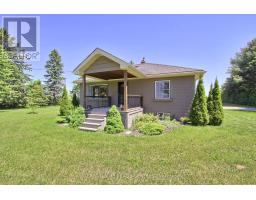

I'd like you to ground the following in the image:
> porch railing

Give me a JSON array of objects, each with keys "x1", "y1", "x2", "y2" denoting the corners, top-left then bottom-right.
[
  {"x1": 118, "y1": 95, "x2": 143, "y2": 108},
  {"x1": 128, "y1": 95, "x2": 143, "y2": 108},
  {"x1": 85, "y1": 96, "x2": 111, "y2": 110},
  {"x1": 85, "y1": 95, "x2": 143, "y2": 110}
]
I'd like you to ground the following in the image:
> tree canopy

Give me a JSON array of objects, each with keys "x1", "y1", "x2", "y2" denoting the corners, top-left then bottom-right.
[
  {"x1": 0, "y1": 28, "x2": 31, "y2": 108},
  {"x1": 44, "y1": 49, "x2": 65, "y2": 105},
  {"x1": 222, "y1": 38, "x2": 256, "y2": 106},
  {"x1": 27, "y1": 80, "x2": 47, "y2": 113},
  {"x1": 0, "y1": 45, "x2": 27, "y2": 108}
]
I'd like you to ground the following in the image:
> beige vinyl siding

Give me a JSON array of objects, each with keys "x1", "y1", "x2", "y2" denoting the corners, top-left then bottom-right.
[
  {"x1": 80, "y1": 75, "x2": 196, "y2": 118},
  {"x1": 127, "y1": 76, "x2": 195, "y2": 118},
  {"x1": 85, "y1": 56, "x2": 120, "y2": 74}
]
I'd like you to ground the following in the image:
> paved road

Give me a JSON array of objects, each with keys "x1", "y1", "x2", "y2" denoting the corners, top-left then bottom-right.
[{"x1": 223, "y1": 105, "x2": 256, "y2": 111}]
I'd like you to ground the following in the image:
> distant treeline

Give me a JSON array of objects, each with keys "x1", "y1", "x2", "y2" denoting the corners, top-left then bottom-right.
[{"x1": 222, "y1": 38, "x2": 256, "y2": 106}]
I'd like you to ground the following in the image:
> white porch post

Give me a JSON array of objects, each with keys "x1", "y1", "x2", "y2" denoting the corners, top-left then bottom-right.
[
  {"x1": 83, "y1": 74, "x2": 86, "y2": 109},
  {"x1": 123, "y1": 70, "x2": 128, "y2": 111}
]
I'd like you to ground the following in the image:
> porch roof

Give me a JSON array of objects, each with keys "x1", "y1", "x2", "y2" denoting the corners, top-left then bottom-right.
[{"x1": 73, "y1": 48, "x2": 145, "y2": 79}]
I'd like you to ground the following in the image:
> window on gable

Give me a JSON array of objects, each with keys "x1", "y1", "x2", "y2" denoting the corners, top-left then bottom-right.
[{"x1": 154, "y1": 80, "x2": 170, "y2": 99}]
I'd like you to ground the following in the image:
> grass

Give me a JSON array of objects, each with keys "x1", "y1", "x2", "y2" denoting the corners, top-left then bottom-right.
[{"x1": 0, "y1": 106, "x2": 256, "y2": 184}]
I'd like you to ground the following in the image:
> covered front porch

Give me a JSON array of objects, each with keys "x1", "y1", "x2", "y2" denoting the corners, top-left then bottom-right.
[
  {"x1": 82, "y1": 70, "x2": 144, "y2": 128},
  {"x1": 82, "y1": 70, "x2": 144, "y2": 112},
  {"x1": 78, "y1": 49, "x2": 145, "y2": 112},
  {"x1": 75, "y1": 48, "x2": 145, "y2": 128}
]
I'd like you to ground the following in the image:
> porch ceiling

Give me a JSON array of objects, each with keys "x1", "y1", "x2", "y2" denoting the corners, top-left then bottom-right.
[{"x1": 87, "y1": 70, "x2": 135, "y2": 80}]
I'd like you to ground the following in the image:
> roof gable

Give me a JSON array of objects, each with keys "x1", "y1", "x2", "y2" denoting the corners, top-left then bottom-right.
[{"x1": 73, "y1": 48, "x2": 130, "y2": 75}]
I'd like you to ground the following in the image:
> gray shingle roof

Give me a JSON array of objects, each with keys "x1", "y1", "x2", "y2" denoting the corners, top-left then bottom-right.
[{"x1": 134, "y1": 63, "x2": 205, "y2": 76}]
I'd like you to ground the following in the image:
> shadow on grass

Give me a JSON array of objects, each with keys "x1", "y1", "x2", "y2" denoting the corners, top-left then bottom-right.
[
  {"x1": 27, "y1": 111, "x2": 38, "y2": 114},
  {"x1": 226, "y1": 109, "x2": 256, "y2": 113}
]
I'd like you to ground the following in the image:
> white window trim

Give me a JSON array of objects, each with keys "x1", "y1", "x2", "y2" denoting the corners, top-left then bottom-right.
[{"x1": 154, "y1": 80, "x2": 171, "y2": 100}]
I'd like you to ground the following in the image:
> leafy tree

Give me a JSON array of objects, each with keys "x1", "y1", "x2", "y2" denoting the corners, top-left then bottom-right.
[
  {"x1": 222, "y1": 38, "x2": 256, "y2": 106},
  {"x1": 27, "y1": 80, "x2": 47, "y2": 113},
  {"x1": 104, "y1": 105, "x2": 124, "y2": 134},
  {"x1": 189, "y1": 78, "x2": 209, "y2": 126},
  {"x1": 44, "y1": 49, "x2": 65, "y2": 105},
  {"x1": 0, "y1": 28, "x2": 11, "y2": 50},
  {"x1": 72, "y1": 93, "x2": 80, "y2": 108},
  {"x1": 71, "y1": 81, "x2": 80, "y2": 95},
  {"x1": 207, "y1": 84, "x2": 214, "y2": 124},
  {"x1": 210, "y1": 79, "x2": 224, "y2": 126},
  {"x1": 0, "y1": 28, "x2": 31, "y2": 108},
  {"x1": 0, "y1": 45, "x2": 27, "y2": 108},
  {"x1": 59, "y1": 86, "x2": 72, "y2": 116},
  {"x1": 0, "y1": 28, "x2": 31, "y2": 83}
]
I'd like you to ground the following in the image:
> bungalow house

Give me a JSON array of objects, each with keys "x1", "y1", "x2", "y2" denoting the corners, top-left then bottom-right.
[{"x1": 73, "y1": 48, "x2": 205, "y2": 131}]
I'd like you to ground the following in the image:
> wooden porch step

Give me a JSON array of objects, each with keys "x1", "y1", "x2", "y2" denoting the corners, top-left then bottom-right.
[
  {"x1": 87, "y1": 113, "x2": 106, "y2": 119},
  {"x1": 79, "y1": 127, "x2": 98, "y2": 132},
  {"x1": 82, "y1": 122, "x2": 101, "y2": 129},
  {"x1": 79, "y1": 112, "x2": 107, "y2": 132},
  {"x1": 85, "y1": 118, "x2": 105, "y2": 123}
]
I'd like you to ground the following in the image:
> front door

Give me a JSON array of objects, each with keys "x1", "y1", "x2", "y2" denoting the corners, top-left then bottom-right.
[{"x1": 118, "y1": 82, "x2": 124, "y2": 106}]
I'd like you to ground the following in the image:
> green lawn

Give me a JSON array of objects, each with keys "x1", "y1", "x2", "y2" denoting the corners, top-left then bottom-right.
[{"x1": 0, "y1": 106, "x2": 255, "y2": 184}]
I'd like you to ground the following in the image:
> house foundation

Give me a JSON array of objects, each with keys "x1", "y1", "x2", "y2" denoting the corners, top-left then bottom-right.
[{"x1": 120, "y1": 107, "x2": 143, "y2": 129}]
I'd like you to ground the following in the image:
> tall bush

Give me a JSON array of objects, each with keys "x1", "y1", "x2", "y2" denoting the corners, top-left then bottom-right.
[
  {"x1": 104, "y1": 105, "x2": 124, "y2": 134},
  {"x1": 210, "y1": 79, "x2": 224, "y2": 125},
  {"x1": 189, "y1": 78, "x2": 209, "y2": 126},
  {"x1": 59, "y1": 86, "x2": 72, "y2": 116},
  {"x1": 207, "y1": 84, "x2": 214, "y2": 125},
  {"x1": 72, "y1": 93, "x2": 80, "y2": 108}
]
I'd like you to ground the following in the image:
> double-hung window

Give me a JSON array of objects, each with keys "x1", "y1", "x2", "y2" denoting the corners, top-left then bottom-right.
[{"x1": 154, "y1": 80, "x2": 171, "y2": 100}]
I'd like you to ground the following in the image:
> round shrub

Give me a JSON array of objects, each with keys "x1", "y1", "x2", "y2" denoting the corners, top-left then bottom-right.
[
  {"x1": 133, "y1": 113, "x2": 159, "y2": 129},
  {"x1": 134, "y1": 113, "x2": 158, "y2": 123},
  {"x1": 137, "y1": 122, "x2": 165, "y2": 136},
  {"x1": 66, "y1": 106, "x2": 85, "y2": 128},
  {"x1": 104, "y1": 105, "x2": 124, "y2": 134},
  {"x1": 180, "y1": 117, "x2": 190, "y2": 125},
  {"x1": 55, "y1": 116, "x2": 67, "y2": 124}
]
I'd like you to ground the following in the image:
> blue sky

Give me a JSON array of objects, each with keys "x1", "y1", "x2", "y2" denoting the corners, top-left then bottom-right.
[{"x1": 1, "y1": 14, "x2": 256, "y2": 93}]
